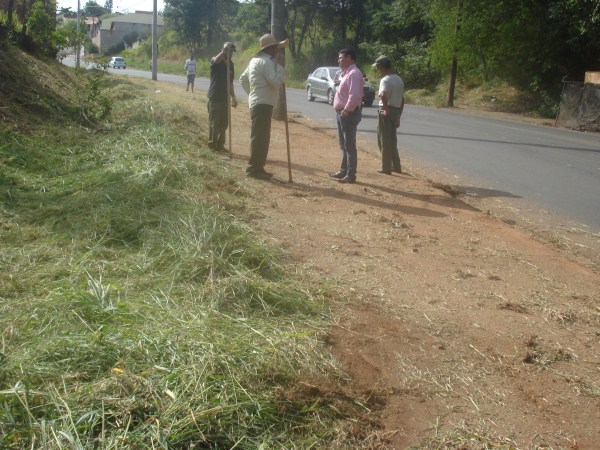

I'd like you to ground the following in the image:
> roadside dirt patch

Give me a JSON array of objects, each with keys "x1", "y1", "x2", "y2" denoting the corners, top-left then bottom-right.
[{"x1": 156, "y1": 81, "x2": 600, "y2": 448}]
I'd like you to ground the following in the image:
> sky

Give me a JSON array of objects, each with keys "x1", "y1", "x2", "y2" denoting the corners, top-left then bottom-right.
[{"x1": 57, "y1": 0, "x2": 165, "y2": 14}]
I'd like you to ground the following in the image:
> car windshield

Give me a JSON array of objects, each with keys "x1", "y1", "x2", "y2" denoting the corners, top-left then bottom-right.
[{"x1": 326, "y1": 68, "x2": 338, "y2": 78}]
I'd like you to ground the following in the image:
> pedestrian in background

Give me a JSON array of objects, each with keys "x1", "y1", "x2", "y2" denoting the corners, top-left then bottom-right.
[
  {"x1": 239, "y1": 34, "x2": 288, "y2": 179},
  {"x1": 330, "y1": 48, "x2": 363, "y2": 184},
  {"x1": 207, "y1": 42, "x2": 237, "y2": 152},
  {"x1": 373, "y1": 55, "x2": 405, "y2": 174},
  {"x1": 184, "y1": 54, "x2": 196, "y2": 92}
]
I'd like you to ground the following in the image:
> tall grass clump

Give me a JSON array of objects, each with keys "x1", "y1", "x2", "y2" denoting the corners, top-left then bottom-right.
[{"x1": 0, "y1": 66, "x2": 362, "y2": 448}]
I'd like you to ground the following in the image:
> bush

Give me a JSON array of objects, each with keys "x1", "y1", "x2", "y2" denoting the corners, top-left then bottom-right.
[{"x1": 361, "y1": 39, "x2": 440, "y2": 89}]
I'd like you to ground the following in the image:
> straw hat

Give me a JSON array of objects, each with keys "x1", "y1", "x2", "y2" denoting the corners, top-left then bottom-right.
[{"x1": 258, "y1": 34, "x2": 289, "y2": 52}]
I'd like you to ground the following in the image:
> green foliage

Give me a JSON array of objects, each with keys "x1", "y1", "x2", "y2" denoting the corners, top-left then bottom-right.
[
  {"x1": 164, "y1": 0, "x2": 238, "y2": 54},
  {"x1": 81, "y1": 73, "x2": 112, "y2": 121},
  {"x1": 369, "y1": 0, "x2": 432, "y2": 44},
  {"x1": 84, "y1": 40, "x2": 99, "y2": 54},
  {"x1": 27, "y1": 1, "x2": 64, "y2": 57},
  {"x1": 361, "y1": 39, "x2": 440, "y2": 89},
  {"x1": 84, "y1": 0, "x2": 109, "y2": 17},
  {"x1": 234, "y1": 0, "x2": 270, "y2": 38},
  {"x1": 106, "y1": 40, "x2": 125, "y2": 55},
  {"x1": 123, "y1": 30, "x2": 139, "y2": 47},
  {"x1": 426, "y1": 0, "x2": 598, "y2": 107}
]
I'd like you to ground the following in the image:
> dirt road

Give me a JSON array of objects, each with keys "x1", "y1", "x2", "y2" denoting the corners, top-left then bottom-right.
[{"x1": 164, "y1": 81, "x2": 600, "y2": 448}]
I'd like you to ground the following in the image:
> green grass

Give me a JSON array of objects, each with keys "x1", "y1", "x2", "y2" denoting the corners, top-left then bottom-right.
[
  {"x1": 124, "y1": 52, "x2": 213, "y2": 77},
  {"x1": 0, "y1": 45, "x2": 368, "y2": 448}
]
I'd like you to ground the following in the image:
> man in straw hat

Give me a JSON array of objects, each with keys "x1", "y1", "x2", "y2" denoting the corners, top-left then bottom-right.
[
  {"x1": 207, "y1": 42, "x2": 237, "y2": 152},
  {"x1": 373, "y1": 55, "x2": 405, "y2": 174},
  {"x1": 239, "y1": 33, "x2": 288, "y2": 179}
]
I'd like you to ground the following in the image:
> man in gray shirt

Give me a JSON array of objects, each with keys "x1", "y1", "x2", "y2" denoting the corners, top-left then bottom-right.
[{"x1": 373, "y1": 55, "x2": 405, "y2": 174}]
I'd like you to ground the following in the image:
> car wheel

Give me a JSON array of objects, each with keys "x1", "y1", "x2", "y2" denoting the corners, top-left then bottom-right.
[
  {"x1": 327, "y1": 88, "x2": 334, "y2": 105},
  {"x1": 307, "y1": 86, "x2": 315, "y2": 102}
]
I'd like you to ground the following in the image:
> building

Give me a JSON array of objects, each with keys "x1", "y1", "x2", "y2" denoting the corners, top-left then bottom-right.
[{"x1": 91, "y1": 11, "x2": 164, "y2": 54}]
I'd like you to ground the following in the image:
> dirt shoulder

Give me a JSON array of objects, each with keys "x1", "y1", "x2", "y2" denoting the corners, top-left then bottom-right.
[{"x1": 157, "y1": 80, "x2": 600, "y2": 448}]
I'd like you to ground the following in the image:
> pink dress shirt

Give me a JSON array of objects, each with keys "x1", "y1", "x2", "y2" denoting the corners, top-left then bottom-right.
[{"x1": 333, "y1": 63, "x2": 363, "y2": 113}]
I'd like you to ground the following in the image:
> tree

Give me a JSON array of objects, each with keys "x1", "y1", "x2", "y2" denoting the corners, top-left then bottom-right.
[
  {"x1": 369, "y1": 0, "x2": 431, "y2": 45},
  {"x1": 548, "y1": 0, "x2": 600, "y2": 76},
  {"x1": 28, "y1": 0, "x2": 67, "y2": 57},
  {"x1": 84, "y1": 1, "x2": 108, "y2": 17},
  {"x1": 285, "y1": 0, "x2": 320, "y2": 60},
  {"x1": 233, "y1": 0, "x2": 270, "y2": 38},
  {"x1": 164, "y1": 0, "x2": 237, "y2": 54}
]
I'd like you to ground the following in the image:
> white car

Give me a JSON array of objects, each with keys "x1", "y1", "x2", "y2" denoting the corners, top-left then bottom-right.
[
  {"x1": 306, "y1": 66, "x2": 376, "y2": 107},
  {"x1": 306, "y1": 66, "x2": 339, "y2": 105},
  {"x1": 108, "y1": 57, "x2": 126, "y2": 69}
]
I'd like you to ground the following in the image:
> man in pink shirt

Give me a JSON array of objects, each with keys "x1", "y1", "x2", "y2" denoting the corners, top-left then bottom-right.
[{"x1": 330, "y1": 48, "x2": 363, "y2": 184}]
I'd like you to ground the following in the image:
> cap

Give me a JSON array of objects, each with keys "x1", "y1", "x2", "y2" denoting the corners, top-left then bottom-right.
[{"x1": 372, "y1": 55, "x2": 392, "y2": 68}]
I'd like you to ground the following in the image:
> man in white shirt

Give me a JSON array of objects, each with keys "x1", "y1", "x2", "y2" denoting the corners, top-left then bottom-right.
[
  {"x1": 239, "y1": 34, "x2": 288, "y2": 179},
  {"x1": 373, "y1": 55, "x2": 405, "y2": 174},
  {"x1": 184, "y1": 55, "x2": 197, "y2": 93}
]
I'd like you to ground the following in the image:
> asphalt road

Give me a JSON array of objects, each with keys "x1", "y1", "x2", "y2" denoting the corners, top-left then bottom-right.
[{"x1": 69, "y1": 60, "x2": 600, "y2": 232}]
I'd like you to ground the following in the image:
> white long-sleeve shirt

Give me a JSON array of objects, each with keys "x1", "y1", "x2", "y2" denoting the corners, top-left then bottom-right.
[{"x1": 239, "y1": 52, "x2": 287, "y2": 109}]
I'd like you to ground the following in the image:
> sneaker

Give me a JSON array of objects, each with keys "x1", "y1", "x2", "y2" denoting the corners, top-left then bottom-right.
[{"x1": 329, "y1": 171, "x2": 346, "y2": 179}]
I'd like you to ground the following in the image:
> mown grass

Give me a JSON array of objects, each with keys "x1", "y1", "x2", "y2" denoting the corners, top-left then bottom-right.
[{"x1": 0, "y1": 46, "x2": 366, "y2": 448}]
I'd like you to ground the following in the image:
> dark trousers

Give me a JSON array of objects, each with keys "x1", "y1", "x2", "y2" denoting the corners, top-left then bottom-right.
[
  {"x1": 247, "y1": 104, "x2": 274, "y2": 174},
  {"x1": 377, "y1": 108, "x2": 401, "y2": 172},
  {"x1": 336, "y1": 108, "x2": 362, "y2": 178},
  {"x1": 208, "y1": 100, "x2": 228, "y2": 150}
]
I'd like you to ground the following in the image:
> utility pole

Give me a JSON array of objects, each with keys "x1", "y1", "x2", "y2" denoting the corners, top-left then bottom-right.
[
  {"x1": 76, "y1": 0, "x2": 80, "y2": 68},
  {"x1": 447, "y1": 0, "x2": 460, "y2": 107},
  {"x1": 271, "y1": 0, "x2": 286, "y2": 120},
  {"x1": 151, "y1": 0, "x2": 158, "y2": 80}
]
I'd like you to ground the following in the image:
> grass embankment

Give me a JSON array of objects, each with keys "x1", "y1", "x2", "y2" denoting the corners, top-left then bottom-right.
[{"x1": 0, "y1": 45, "x2": 363, "y2": 448}]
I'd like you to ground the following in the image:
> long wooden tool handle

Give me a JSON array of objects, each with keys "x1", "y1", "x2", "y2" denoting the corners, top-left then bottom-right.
[
  {"x1": 281, "y1": 84, "x2": 293, "y2": 183},
  {"x1": 226, "y1": 51, "x2": 232, "y2": 158}
]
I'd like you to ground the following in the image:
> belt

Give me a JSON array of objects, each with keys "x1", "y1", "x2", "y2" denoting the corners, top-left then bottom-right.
[{"x1": 336, "y1": 107, "x2": 358, "y2": 113}]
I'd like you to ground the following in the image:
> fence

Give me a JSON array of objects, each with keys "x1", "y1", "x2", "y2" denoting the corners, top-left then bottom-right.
[{"x1": 555, "y1": 81, "x2": 600, "y2": 132}]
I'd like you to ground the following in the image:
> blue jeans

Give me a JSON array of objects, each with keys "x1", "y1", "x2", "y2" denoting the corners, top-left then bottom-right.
[{"x1": 336, "y1": 108, "x2": 362, "y2": 178}]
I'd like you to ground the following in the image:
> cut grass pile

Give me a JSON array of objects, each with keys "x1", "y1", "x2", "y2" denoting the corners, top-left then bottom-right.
[{"x1": 0, "y1": 47, "x2": 361, "y2": 448}]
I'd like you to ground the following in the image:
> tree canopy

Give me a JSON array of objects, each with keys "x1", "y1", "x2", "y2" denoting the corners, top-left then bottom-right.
[{"x1": 2, "y1": 0, "x2": 598, "y2": 112}]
